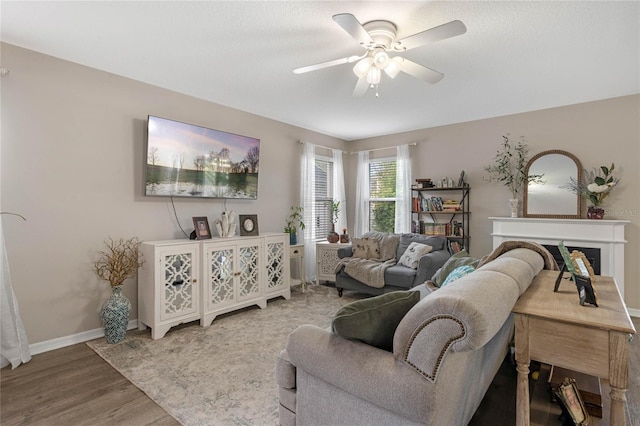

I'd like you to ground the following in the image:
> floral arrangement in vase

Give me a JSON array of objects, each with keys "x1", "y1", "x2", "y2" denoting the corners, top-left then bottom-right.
[
  {"x1": 564, "y1": 163, "x2": 619, "y2": 219},
  {"x1": 484, "y1": 134, "x2": 543, "y2": 217},
  {"x1": 94, "y1": 237, "x2": 144, "y2": 287}
]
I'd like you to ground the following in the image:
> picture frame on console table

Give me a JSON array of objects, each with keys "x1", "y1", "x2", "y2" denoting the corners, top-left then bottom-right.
[
  {"x1": 571, "y1": 250, "x2": 596, "y2": 282},
  {"x1": 192, "y1": 216, "x2": 212, "y2": 240},
  {"x1": 239, "y1": 214, "x2": 259, "y2": 236},
  {"x1": 554, "y1": 241, "x2": 578, "y2": 292}
]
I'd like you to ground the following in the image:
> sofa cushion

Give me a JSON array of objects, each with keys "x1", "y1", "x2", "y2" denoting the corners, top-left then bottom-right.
[
  {"x1": 384, "y1": 264, "x2": 418, "y2": 289},
  {"x1": 441, "y1": 264, "x2": 476, "y2": 287},
  {"x1": 398, "y1": 242, "x2": 433, "y2": 269},
  {"x1": 397, "y1": 234, "x2": 445, "y2": 259},
  {"x1": 331, "y1": 291, "x2": 420, "y2": 351},
  {"x1": 432, "y1": 250, "x2": 480, "y2": 287},
  {"x1": 352, "y1": 237, "x2": 381, "y2": 259}
]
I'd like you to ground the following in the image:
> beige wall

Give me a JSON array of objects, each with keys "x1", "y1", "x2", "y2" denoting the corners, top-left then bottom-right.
[
  {"x1": 345, "y1": 95, "x2": 640, "y2": 309},
  {"x1": 2, "y1": 43, "x2": 638, "y2": 347},
  {"x1": 1, "y1": 44, "x2": 344, "y2": 344},
  {"x1": 346, "y1": 94, "x2": 640, "y2": 312}
]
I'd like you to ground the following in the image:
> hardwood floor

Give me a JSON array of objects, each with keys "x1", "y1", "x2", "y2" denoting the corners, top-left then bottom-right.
[
  {"x1": 2, "y1": 317, "x2": 638, "y2": 425},
  {"x1": 1, "y1": 343, "x2": 178, "y2": 426}
]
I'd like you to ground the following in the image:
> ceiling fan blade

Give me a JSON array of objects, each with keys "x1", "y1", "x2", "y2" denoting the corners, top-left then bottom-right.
[
  {"x1": 352, "y1": 76, "x2": 369, "y2": 97},
  {"x1": 394, "y1": 20, "x2": 466, "y2": 51},
  {"x1": 333, "y1": 13, "x2": 374, "y2": 46},
  {"x1": 294, "y1": 55, "x2": 362, "y2": 74},
  {"x1": 393, "y1": 57, "x2": 444, "y2": 84}
]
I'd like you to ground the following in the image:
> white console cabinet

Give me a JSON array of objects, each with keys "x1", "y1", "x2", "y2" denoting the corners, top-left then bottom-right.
[{"x1": 138, "y1": 233, "x2": 290, "y2": 339}]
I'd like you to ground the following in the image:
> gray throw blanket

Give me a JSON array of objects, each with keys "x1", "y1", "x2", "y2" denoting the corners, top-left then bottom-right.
[{"x1": 335, "y1": 258, "x2": 397, "y2": 288}]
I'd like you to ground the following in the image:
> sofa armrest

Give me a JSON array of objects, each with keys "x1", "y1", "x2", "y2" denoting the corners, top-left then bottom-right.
[
  {"x1": 413, "y1": 249, "x2": 451, "y2": 285},
  {"x1": 337, "y1": 247, "x2": 353, "y2": 259},
  {"x1": 286, "y1": 324, "x2": 431, "y2": 421}
]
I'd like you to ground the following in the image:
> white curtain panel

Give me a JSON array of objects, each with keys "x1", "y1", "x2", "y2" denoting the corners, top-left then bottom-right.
[
  {"x1": 300, "y1": 142, "x2": 317, "y2": 283},
  {"x1": 395, "y1": 144, "x2": 412, "y2": 233},
  {"x1": 0, "y1": 219, "x2": 31, "y2": 369},
  {"x1": 331, "y1": 148, "x2": 347, "y2": 235},
  {"x1": 353, "y1": 151, "x2": 370, "y2": 238}
]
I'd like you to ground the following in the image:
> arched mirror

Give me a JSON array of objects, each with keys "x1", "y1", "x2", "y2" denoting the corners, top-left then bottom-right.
[{"x1": 523, "y1": 150, "x2": 582, "y2": 218}]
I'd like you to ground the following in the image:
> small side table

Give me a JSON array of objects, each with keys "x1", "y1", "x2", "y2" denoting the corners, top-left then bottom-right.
[
  {"x1": 316, "y1": 242, "x2": 351, "y2": 285},
  {"x1": 289, "y1": 243, "x2": 306, "y2": 292},
  {"x1": 513, "y1": 270, "x2": 635, "y2": 425}
]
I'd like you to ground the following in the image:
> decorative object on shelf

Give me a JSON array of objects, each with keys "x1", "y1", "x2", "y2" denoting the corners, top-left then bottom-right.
[
  {"x1": 284, "y1": 206, "x2": 305, "y2": 245},
  {"x1": 327, "y1": 200, "x2": 341, "y2": 243},
  {"x1": 192, "y1": 216, "x2": 212, "y2": 240},
  {"x1": 508, "y1": 198, "x2": 519, "y2": 218},
  {"x1": 239, "y1": 214, "x2": 259, "y2": 236},
  {"x1": 340, "y1": 228, "x2": 350, "y2": 244},
  {"x1": 564, "y1": 163, "x2": 619, "y2": 220},
  {"x1": 213, "y1": 210, "x2": 237, "y2": 237},
  {"x1": 484, "y1": 134, "x2": 543, "y2": 217},
  {"x1": 457, "y1": 170, "x2": 466, "y2": 187},
  {"x1": 94, "y1": 237, "x2": 143, "y2": 344}
]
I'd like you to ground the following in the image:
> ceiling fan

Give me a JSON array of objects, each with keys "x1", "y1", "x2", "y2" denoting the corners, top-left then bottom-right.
[{"x1": 294, "y1": 13, "x2": 466, "y2": 97}]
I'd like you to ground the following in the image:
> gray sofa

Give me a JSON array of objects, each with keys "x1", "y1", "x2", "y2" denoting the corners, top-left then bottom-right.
[
  {"x1": 335, "y1": 232, "x2": 451, "y2": 297},
  {"x1": 276, "y1": 247, "x2": 546, "y2": 425}
]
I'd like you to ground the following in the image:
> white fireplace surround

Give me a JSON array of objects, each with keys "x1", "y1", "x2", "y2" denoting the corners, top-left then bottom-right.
[{"x1": 490, "y1": 217, "x2": 630, "y2": 301}]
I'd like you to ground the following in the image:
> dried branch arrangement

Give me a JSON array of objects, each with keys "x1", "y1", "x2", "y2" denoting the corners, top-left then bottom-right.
[{"x1": 94, "y1": 237, "x2": 144, "y2": 287}]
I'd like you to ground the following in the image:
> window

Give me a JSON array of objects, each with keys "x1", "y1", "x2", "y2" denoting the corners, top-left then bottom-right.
[
  {"x1": 369, "y1": 158, "x2": 396, "y2": 232},
  {"x1": 314, "y1": 157, "x2": 333, "y2": 239}
]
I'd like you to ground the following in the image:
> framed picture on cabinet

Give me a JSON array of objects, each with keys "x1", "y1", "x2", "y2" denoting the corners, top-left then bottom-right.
[
  {"x1": 192, "y1": 216, "x2": 212, "y2": 240},
  {"x1": 239, "y1": 214, "x2": 259, "y2": 236}
]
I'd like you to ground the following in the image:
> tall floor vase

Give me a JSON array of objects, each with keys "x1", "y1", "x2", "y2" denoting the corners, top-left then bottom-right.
[{"x1": 101, "y1": 285, "x2": 131, "y2": 343}]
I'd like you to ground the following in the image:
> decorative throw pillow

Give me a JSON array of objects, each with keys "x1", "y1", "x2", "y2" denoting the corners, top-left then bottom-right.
[
  {"x1": 440, "y1": 264, "x2": 476, "y2": 287},
  {"x1": 432, "y1": 249, "x2": 480, "y2": 287},
  {"x1": 398, "y1": 242, "x2": 433, "y2": 269},
  {"x1": 331, "y1": 291, "x2": 420, "y2": 351},
  {"x1": 351, "y1": 237, "x2": 381, "y2": 259}
]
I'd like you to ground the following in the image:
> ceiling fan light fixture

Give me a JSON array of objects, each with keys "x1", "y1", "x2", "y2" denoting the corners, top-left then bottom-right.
[
  {"x1": 384, "y1": 60, "x2": 401, "y2": 78},
  {"x1": 353, "y1": 57, "x2": 373, "y2": 78},
  {"x1": 373, "y1": 50, "x2": 390, "y2": 69},
  {"x1": 366, "y1": 67, "x2": 381, "y2": 85}
]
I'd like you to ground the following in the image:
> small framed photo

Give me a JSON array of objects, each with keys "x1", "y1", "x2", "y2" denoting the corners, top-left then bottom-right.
[
  {"x1": 555, "y1": 378, "x2": 589, "y2": 425},
  {"x1": 555, "y1": 241, "x2": 578, "y2": 292},
  {"x1": 571, "y1": 250, "x2": 596, "y2": 282},
  {"x1": 574, "y1": 274, "x2": 598, "y2": 307},
  {"x1": 192, "y1": 217, "x2": 212, "y2": 240},
  {"x1": 239, "y1": 214, "x2": 259, "y2": 236}
]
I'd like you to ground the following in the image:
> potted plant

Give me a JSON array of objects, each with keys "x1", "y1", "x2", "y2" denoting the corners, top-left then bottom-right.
[
  {"x1": 284, "y1": 206, "x2": 305, "y2": 245},
  {"x1": 484, "y1": 134, "x2": 543, "y2": 217},
  {"x1": 94, "y1": 237, "x2": 144, "y2": 343},
  {"x1": 327, "y1": 200, "x2": 341, "y2": 243},
  {"x1": 564, "y1": 163, "x2": 619, "y2": 219}
]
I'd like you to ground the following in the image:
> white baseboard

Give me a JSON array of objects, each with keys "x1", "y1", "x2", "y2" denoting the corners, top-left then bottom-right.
[
  {"x1": 29, "y1": 307, "x2": 639, "y2": 356},
  {"x1": 29, "y1": 320, "x2": 139, "y2": 356}
]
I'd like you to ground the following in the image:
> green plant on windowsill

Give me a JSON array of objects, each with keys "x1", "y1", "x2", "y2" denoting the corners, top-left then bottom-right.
[
  {"x1": 329, "y1": 200, "x2": 341, "y2": 224},
  {"x1": 284, "y1": 206, "x2": 305, "y2": 235}
]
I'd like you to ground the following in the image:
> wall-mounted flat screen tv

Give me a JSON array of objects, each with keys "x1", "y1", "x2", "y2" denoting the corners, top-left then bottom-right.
[{"x1": 145, "y1": 115, "x2": 259, "y2": 199}]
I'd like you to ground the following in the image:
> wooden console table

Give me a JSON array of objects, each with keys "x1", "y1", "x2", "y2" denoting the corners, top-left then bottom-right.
[{"x1": 513, "y1": 270, "x2": 636, "y2": 425}]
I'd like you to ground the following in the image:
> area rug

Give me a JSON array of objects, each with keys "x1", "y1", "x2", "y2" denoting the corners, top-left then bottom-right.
[{"x1": 87, "y1": 284, "x2": 362, "y2": 425}]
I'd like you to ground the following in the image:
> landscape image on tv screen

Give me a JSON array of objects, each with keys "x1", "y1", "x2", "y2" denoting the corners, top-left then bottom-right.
[{"x1": 145, "y1": 116, "x2": 259, "y2": 199}]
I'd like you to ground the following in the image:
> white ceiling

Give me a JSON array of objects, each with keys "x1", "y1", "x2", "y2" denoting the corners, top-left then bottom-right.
[{"x1": 2, "y1": 1, "x2": 639, "y2": 141}]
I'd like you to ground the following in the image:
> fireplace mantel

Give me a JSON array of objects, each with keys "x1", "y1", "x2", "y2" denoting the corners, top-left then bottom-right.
[{"x1": 490, "y1": 217, "x2": 629, "y2": 298}]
